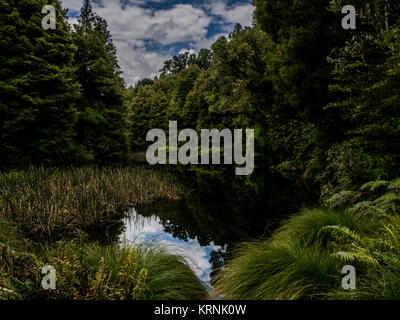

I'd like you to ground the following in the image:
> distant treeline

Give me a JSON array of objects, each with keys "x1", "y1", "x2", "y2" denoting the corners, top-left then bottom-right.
[
  {"x1": 1, "y1": 0, "x2": 400, "y2": 197},
  {"x1": 129, "y1": 0, "x2": 400, "y2": 197}
]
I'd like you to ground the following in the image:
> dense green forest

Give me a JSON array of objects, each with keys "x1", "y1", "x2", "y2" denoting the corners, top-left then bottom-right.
[
  {"x1": 1, "y1": 0, "x2": 400, "y2": 300},
  {"x1": 129, "y1": 0, "x2": 400, "y2": 199},
  {"x1": 0, "y1": 0, "x2": 129, "y2": 165},
  {"x1": 1, "y1": 0, "x2": 399, "y2": 197}
]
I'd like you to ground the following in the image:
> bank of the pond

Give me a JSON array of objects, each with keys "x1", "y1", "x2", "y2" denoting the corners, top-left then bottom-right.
[
  {"x1": 0, "y1": 166, "x2": 182, "y2": 240},
  {"x1": 0, "y1": 166, "x2": 207, "y2": 300},
  {"x1": 121, "y1": 206, "x2": 222, "y2": 287},
  {"x1": 0, "y1": 217, "x2": 207, "y2": 300},
  {"x1": 212, "y1": 178, "x2": 400, "y2": 300}
]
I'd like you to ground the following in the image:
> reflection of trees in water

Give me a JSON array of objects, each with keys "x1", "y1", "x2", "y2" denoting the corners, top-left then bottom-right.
[
  {"x1": 134, "y1": 166, "x2": 319, "y2": 280},
  {"x1": 85, "y1": 215, "x2": 126, "y2": 245}
]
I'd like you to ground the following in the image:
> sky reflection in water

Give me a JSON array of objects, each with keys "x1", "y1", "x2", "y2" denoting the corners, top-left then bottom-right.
[{"x1": 121, "y1": 208, "x2": 221, "y2": 286}]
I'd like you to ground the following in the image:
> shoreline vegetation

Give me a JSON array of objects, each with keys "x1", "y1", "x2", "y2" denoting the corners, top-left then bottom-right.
[
  {"x1": 0, "y1": 165, "x2": 208, "y2": 300},
  {"x1": 212, "y1": 178, "x2": 400, "y2": 300},
  {"x1": 0, "y1": 166, "x2": 182, "y2": 240}
]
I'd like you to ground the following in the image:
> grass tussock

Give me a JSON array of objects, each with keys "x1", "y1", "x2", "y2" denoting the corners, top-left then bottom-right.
[
  {"x1": 0, "y1": 166, "x2": 182, "y2": 239},
  {"x1": 0, "y1": 220, "x2": 206, "y2": 300},
  {"x1": 212, "y1": 208, "x2": 362, "y2": 300},
  {"x1": 213, "y1": 190, "x2": 400, "y2": 300}
]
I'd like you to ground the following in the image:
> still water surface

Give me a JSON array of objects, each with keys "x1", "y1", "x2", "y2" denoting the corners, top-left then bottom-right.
[
  {"x1": 119, "y1": 168, "x2": 318, "y2": 286},
  {"x1": 121, "y1": 207, "x2": 223, "y2": 286}
]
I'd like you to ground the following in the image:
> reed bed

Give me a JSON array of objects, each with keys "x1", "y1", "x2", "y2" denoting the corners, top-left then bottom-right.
[{"x1": 0, "y1": 166, "x2": 182, "y2": 239}]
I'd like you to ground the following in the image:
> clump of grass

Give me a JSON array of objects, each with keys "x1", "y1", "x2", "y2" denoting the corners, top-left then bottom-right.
[
  {"x1": 212, "y1": 209, "x2": 352, "y2": 300},
  {"x1": 0, "y1": 166, "x2": 182, "y2": 239},
  {"x1": 214, "y1": 177, "x2": 400, "y2": 300},
  {"x1": 39, "y1": 239, "x2": 207, "y2": 300},
  {"x1": 0, "y1": 223, "x2": 207, "y2": 300},
  {"x1": 212, "y1": 208, "x2": 381, "y2": 300},
  {"x1": 212, "y1": 238, "x2": 342, "y2": 300}
]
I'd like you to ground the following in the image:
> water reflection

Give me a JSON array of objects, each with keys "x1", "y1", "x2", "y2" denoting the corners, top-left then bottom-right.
[
  {"x1": 120, "y1": 166, "x2": 318, "y2": 286},
  {"x1": 121, "y1": 208, "x2": 223, "y2": 285}
]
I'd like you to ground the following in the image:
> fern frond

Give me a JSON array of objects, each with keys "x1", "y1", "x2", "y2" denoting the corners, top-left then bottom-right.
[
  {"x1": 388, "y1": 178, "x2": 400, "y2": 191},
  {"x1": 361, "y1": 180, "x2": 390, "y2": 192},
  {"x1": 348, "y1": 201, "x2": 385, "y2": 216},
  {"x1": 326, "y1": 191, "x2": 357, "y2": 208},
  {"x1": 318, "y1": 225, "x2": 361, "y2": 243},
  {"x1": 332, "y1": 251, "x2": 379, "y2": 267},
  {"x1": 373, "y1": 193, "x2": 400, "y2": 211}
]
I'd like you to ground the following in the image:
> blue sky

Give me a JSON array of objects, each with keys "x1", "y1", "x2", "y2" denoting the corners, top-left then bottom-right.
[{"x1": 61, "y1": 0, "x2": 254, "y2": 85}]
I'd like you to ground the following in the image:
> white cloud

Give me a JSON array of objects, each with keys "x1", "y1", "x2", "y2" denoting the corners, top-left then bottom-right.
[
  {"x1": 115, "y1": 40, "x2": 169, "y2": 83},
  {"x1": 93, "y1": 1, "x2": 211, "y2": 46},
  {"x1": 89, "y1": 0, "x2": 213, "y2": 84},
  {"x1": 121, "y1": 209, "x2": 221, "y2": 284},
  {"x1": 179, "y1": 48, "x2": 197, "y2": 55},
  {"x1": 62, "y1": 0, "x2": 254, "y2": 85},
  {"x1": 61, "y1": 0, "x2": 83, "y2": 13},
  {"x1": 209, "y1": 1, "x2": 254, "y2": 26}
]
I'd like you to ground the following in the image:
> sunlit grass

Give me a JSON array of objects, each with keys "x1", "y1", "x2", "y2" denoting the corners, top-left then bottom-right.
[
  {"x1": 0, "y1": 166, "x2": 182, "y2": 239},
  {"x1": 212, "y1": 208, "x2": 383, "y2": 300},
  {"x1": 0, "y1": 219, "x2": 207, "y2": 300}
]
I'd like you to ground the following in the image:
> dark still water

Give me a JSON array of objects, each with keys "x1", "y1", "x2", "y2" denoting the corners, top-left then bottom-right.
[{"x1": 120, "y1": 167, "x2": 319, "y2": 287}]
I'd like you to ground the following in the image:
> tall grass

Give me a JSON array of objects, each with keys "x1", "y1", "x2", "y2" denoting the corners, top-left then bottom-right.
[
  {"x1": 0, "y1": 224, "x2": 207, "y2": 300},
  {"x1": 214, "y1": 177, "x2": 400, "y2": 300},
  {"x1": 212, "y1": 209, "x2": 353, "y2": 299},
  {"x1": 212, "y1": 208, "x2": 382, "y2": 300},
  {"x1": 0, "y1": 166, "x2": 182, "y2": 239}
]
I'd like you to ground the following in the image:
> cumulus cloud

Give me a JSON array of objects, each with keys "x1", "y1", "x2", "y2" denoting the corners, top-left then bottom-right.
[
  {"x1": 122, "y1": 209, "x2": 221, "y2": 283},
  {"x1": 93, "y1": 1, "x2": 211, "y2": 45},
  {"x1": 207, "y1": 1, "x2": 254, "y2": 26},
  {"x1": 62, "y1": 0, "x2": 254, "y2": 85},
  {"x1": 61, "y1": 0, "x2": 83, "y2": 13}
]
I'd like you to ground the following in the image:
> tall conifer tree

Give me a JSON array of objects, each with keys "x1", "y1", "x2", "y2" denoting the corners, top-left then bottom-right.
[
  {"x1": 73, "y1": 0, "x2": 129, "y2": 162},
  {"x1": 0, "y1": 0, "x2": 80, "y2": 165}
]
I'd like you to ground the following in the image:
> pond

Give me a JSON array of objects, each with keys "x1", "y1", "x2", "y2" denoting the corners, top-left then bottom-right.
[
  {"x1": 120, "y1": 167, "x2": 319, "y2": 287},
  {"x1": 121, "y1": 206, "x2": 223, "y2": 287}
]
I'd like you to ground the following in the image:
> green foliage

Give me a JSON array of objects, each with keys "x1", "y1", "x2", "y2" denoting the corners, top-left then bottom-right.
[
  {"x1": 73, "y1": 0, "x2": 129, "y2": 162},
  {"x1": 326, "y1": 176, "x2": 400, "y2": 214},
  {"x1": 159, "y1": 49, "x2": 212, "y2": 76},
  {"x1": 213, "y1": 239, "x2": 342, "y2": 300},
  {"x1": 0, "y1": 229, "x2": 206, "y2": 300},
  {"x1": 320, "y1": 0, "x2": 400, "y2": 193},
  {"x1": 213, "y1": 187, "x2": 400, "y2": 300},
  {"x1": 0, "y1": 166, "x2": 182, "y2": 240},
  {"x1": 0, "y1": 0, "x2": 131, "y2": 165},
  {"x1": 212, "y1": 208, "x2": 367, "y2": 300},
  {"x1": 0, "y1": 0, "x2": 80, "y2": 165},
  {"x1": 129, "y1": 0, "x2": 399, "y2": 189}
]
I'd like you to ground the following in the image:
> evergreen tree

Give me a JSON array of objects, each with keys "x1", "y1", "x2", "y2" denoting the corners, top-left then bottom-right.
[
  {"x1": 0, "y1": 0, "x2": 80, "y2": 165},
  {"x1": 254, "y1": 0, "x2": 346, "y2": 164},
  {"x1": 73, "y1": 0, "x2": 129, "y2": 162},
  {"x1": 321, "y1": 0, "x2": 400, "y2": 191}
]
